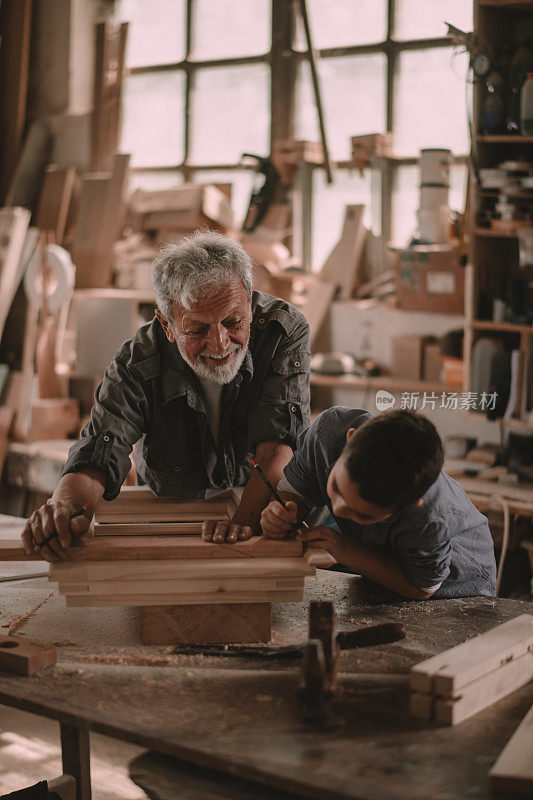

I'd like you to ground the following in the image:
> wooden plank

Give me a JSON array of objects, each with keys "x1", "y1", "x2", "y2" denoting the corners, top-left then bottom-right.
[
  {"x1": 434, "y1": 652, "x2": 533, "y2": 726},
  {"x1": 94, "y1": 521, "x2": 207, "y2": 535},
  {"x1": 0, "y1": 206, "x2": 31, "y2": 341},
  {"x1": 92, "y1": 22, "x2": 128, "y2": 172},
  {"x1": 319, "y1": 205, "x2": 367, "y2": 299},
  {"x1": 35, "y1": 165, "x2": 76, "y2": 244},
  {"x1": 0, "y1": 0, "x2": 32, "y2": 203},
  {"x1": 489, "y1": 703, "x2": 533, "y2": 796},
  {"x1": 301, "y1": 278, "x2": 336, "y2": 347},
  {"x1": 49, "y1": 556, "x2": 315, "y2": 582},
  {"x1": 57, "y1": 576, "x2": 305, "y2": 596},
  {"x1": 70, "y1": 176, "x2": 111, "y2": 289},
  {"x1": 65, "y1": 588, "x2": 304, "y2": 607},
  {"x1": 0, "y1": 534, "x2": 303, "y2": 561},
  {"x1": 0, "y1": 634, "x2": 56, "y2": 676},
  {"x1": 410, "y1": 614, "x2": 533, "y2": 693},
  {"x1": 141, "y1": 603, "x2": 272, "y2": 645}
]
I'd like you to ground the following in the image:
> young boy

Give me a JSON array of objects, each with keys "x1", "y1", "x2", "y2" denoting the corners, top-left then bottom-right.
[{"x1": 260, "y1": 407, "x2": 497, "y2": 599}]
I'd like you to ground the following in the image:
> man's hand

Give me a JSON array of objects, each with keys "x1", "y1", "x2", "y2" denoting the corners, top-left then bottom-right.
[
  {"x1": 260, "y1": 499, "x2": 299, "y2": 539},
  {"x1": 201, "y1": 520, "x2": 254, "y2": 544},
  {"x1": 302, "y1": 526, "x2": 347, "y2": 563},
  {"x1": 21, "y1": 499, "x2": 94, "y2": 562}
]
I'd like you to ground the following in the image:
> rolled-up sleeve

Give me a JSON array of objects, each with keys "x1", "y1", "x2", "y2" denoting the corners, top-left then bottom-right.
[
  {"x1": 283, "y1": 417, "x2": 323, "y2": 505},
  {"x1": 247, "y1": 317, "x2": 311, "y2": 451},
  {"x1": 62, "y1": 357, "x2": 149, "y2": 500},
  {"x1": 396, "y1": 520, "x2": 452, "y2": 591}
]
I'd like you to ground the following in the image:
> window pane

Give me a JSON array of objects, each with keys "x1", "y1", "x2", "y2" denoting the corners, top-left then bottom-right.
[
  {"x1": 128, "y1": 171, "x2": 184, "y2": 192},
  {"x1": 193, "y1": 170, "x2": 255, "y2": 227},
  {"x1": 121, "y1": 72, "x2": 185, "y2": 167},
  {"x1": 192, "y1": 0, "x2": 270, "y2": 59},
  {"x1": 391, "y1": 163, "x2": 468, "y2": 247},
  {"x1": 395, "y1": 0, "x2": 473, "y2": 41},
  {"x1": 294, "y1": 0, "x2": 387, "y2": 50},
  {"x1": 311, "y1": 169, "x2": 372, "y2": 271},
  {"x1": 394, "y1": 49, "x2": 469, "y2": 156},
  {"x1": 118, "y1": 0, "x2": 186, "y2": 67},
  {"x1": 296, "y1": 55, "x2": 387, "y2": 162},
  {"x1": 189, "y1": 65, "x2": 270, "y2": 164}
]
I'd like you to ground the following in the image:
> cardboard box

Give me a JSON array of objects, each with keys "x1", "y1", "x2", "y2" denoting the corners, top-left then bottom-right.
[
  {"x1": 391, "y1": 335, "x2": 443, "y2": 382},
  {"x1": 391, "y1": 336, "x2": 424, "y2": 380},
  {"x1": 393, "y1": 247, "x2": 465, "y2": 315}
]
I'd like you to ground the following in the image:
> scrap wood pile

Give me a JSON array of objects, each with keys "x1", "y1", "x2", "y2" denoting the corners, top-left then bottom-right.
[{"x1": 0, "y1": 486, "x2": 319, "y2": 608}]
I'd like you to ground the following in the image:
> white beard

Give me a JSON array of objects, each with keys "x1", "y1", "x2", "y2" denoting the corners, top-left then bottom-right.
[{"x1": 179, "y1": 342, "x2": 248, "y2": 385}]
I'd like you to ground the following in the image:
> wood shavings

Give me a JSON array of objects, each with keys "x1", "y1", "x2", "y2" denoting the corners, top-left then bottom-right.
[
  {"x1": 78, "y1": 653, "x2": 179, "y2": 667},
  {"x1": 7, "y1": 588, "x2": 56, "y2": 634}
]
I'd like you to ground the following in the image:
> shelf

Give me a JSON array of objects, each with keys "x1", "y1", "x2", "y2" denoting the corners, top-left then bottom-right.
[
  {"x1": 310, "y1": 374, "x2": 459, "y2": 394},
  {"x1": 474, "y1": 227, "x2": 519, "y2": 238},
  {"x1": 477, "y1": 136, "x2": 533, "y2": 143},
  {"x1": 471, "y1": 320, "x2": 533, "y2": 334},
  {"x1": 479, "y1": 0, "x2": 533, "y2": 8}
]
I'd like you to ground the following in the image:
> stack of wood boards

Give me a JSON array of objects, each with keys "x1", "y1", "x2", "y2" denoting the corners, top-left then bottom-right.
[
  {"x1": 44, "y1": 486, "x2": 314, "y2": 608},
  {"x1": 409, "y1": 614, "x2": 533, "y2": 725}
]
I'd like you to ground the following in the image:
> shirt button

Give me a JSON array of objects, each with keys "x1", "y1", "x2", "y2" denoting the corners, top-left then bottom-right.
[
  {"x1": 294, "y1": 360, "x2": 301, "y2": 368},
  {"x1": 174, "y1": 465, "x2": 181, "y2": 472},
  {"x1": 257, "y1": 317, "x2": 266, "y2": 326},
  {"x1": 102, "y1": 434, "x2": 110, "y2": 442},
  {"x1": 290, "y1": 404, "x2": 298, "y2": 413}
]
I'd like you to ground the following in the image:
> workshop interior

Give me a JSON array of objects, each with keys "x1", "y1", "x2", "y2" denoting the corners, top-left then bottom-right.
[{"x1": 0, "y1": 1, "x2": 533, "y2": 799}]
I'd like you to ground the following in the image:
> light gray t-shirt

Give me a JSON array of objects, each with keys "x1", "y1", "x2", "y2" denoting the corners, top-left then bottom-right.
[{"x1": 198, "y1": 376, "x2": 223, "y2": 445}]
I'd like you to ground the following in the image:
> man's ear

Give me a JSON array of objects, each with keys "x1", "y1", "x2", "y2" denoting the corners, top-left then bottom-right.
[
  {"x1": 155, "y1": 309, "x2": 176, "y2": 343},
  {"x1": 346, "y1": 427, "x2": 356, "y2": 441}
]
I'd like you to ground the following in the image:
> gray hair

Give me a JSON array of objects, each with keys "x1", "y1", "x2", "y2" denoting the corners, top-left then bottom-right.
[{"x1": 152, "y1": 231, "x2": 253, "y2": 320}]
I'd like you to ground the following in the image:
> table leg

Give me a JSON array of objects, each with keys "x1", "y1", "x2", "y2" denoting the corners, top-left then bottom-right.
[{"x1": 59, "y1": 722, "x2": 92, "y2": 800}]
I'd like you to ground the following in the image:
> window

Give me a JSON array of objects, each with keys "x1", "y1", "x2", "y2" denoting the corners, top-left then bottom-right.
[{"x1": 117, "y1": 0, "x2": 472, "y2": 266}]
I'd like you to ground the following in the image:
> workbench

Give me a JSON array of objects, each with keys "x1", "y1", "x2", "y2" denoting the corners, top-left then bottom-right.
[{"x1": 0, "y1": 532, "x2": 532, "y2": 800}]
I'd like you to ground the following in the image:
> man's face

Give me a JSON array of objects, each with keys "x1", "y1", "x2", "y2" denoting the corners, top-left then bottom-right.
[
  {"x1": 156, "y1": 278, "x2": 252, "y2": 385},
  {"x1": 326, "y1": 455, "x2": 394, "y2": 526}
]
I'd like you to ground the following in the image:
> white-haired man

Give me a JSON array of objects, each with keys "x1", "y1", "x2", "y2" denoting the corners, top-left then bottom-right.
[{"x1": 22, "y1": 232, "x2": 311, "y2": 561}]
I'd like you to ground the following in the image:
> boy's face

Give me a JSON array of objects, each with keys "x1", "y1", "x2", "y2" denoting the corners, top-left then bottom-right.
[{"x1": 326, "y1": 455, "x2": 394, "y2": 525}]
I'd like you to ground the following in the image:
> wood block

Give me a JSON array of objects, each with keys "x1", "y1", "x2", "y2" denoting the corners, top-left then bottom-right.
[
  {"x1": 410, "y1": 614, "x2": 533, "y2": 694},
  {"x1": 36, "y1": 165, "x2": 75, "y2": 243},
  {"x1": 391, "y1": 336, "x2": 424, "y2": 380},
  {"x1": 489, "y1": 702, "x2": 533, "y2": 796},
  {"x1": 0, "y1": 634, "x2": 56, "y2": 675},
  {"x1": 434, "y1": 651, "x2": 533, "y2": 726},
  {"x1": 2, "y1": 534, "x2": 304, "y2": 561},
  {"x1": 140, "y1": 603, "x2": 272, "y2": 644},
  {"x1": 319, "y1": 204, "x2": 367, "y2": 298},
  {"x1": 65, "y1": 588, "x2": 304, "y2": 607},
  {"x1": 49, "y1": 556, "x2": 315, "y2": 583},
  {"x1": 409, "y1": 691, "x2": 433, "y2": 720}
]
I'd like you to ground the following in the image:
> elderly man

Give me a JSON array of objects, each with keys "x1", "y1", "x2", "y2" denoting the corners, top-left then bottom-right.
[{"x1": 22, "y1": 232, "x2": 310, "y2": 561}]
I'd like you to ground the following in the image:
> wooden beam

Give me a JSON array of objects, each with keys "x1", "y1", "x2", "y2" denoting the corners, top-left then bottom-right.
[
  {"x1": 490, "y1": 703, "x2": 533, "y2": 796},
  {"x1": 141, "y1": 602, "x2": 272, "y2": 645},
  {"x1": 60, "y1": 722, "x2": 92, "y2": 800}
]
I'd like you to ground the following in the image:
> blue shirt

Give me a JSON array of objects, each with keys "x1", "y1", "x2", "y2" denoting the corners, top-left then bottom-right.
[{"x1": 284, "y1": 407, "x2": 497, "y2": 599}]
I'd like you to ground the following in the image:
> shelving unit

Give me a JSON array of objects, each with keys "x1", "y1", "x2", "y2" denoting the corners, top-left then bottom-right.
[{"x1": 466, "y1": 0, "x2": 533, "y2": 424}]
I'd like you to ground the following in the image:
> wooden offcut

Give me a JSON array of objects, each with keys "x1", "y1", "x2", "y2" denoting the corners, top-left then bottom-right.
[
  {"x1": 319, "y1": 205, "x2": 367, "y2": 299},
  {"x1": 141, "y1": 603, "x2": 272, "y2": 644},
  {"x1": 0, "y1": 634, "x2": 56, "y2": 676},
  {"x1": 35, "y1": 165, "x2": 75, "y2": 243},
  {"x1": 489, "y1": 703, "x2": 533, "y2": 796},
  {"x1": 410, "y1": 615, "x2": 533, "y2": 725}
]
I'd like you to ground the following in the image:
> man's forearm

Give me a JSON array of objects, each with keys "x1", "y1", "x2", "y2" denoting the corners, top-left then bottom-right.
[
  {"x1": 52, "y1": 469, "x2": 107, "y2": 515},
  {"x1": 232, "y1": 442, "x2": 294, "y2": 533},
  {"x1": 337, "y1": 537, "x2": 432, "y2": 600}
]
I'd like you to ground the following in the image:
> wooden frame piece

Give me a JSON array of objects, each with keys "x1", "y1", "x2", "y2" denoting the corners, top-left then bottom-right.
[{"x1": 489, "y1": 703, "x2": 533, "y2": 796}]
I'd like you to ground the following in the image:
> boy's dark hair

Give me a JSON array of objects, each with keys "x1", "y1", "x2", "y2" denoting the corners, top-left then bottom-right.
[{"x1": 343, "y1": 410, "x2": 444, "y2": 510}]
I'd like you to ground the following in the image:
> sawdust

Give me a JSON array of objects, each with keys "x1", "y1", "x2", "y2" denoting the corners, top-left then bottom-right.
[{"x1": 6, "y1": 589, "x2": 57, "y2": 634}]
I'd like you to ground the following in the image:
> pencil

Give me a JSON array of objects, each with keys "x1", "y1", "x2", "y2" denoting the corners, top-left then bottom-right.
[
  {"x1": 34, "y1": 503, "x2": 90, "y2": 551},
  {"x1": 251, "y1": 458, "x2": 309, "y2": 531}
]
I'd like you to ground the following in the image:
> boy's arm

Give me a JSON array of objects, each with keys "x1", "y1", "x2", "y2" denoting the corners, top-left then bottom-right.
[{"x1": 304, "y1": 526, "x2": 434, "y2": 600}]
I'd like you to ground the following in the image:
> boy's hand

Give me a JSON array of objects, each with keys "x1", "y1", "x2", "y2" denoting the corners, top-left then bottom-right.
[
  {"x1": 260, "y1": 500, "x2": 299, "y2": 539},
  {"x1": 302, "y1": 526, "x2": 347, "y2": 563}
]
